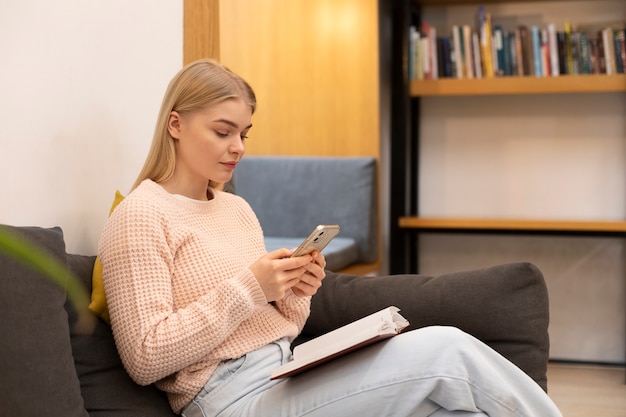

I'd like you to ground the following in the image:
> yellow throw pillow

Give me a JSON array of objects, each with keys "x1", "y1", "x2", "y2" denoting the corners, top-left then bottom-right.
[{"x1": 88, "y1": 190, "x2": 125, "y2": 324}]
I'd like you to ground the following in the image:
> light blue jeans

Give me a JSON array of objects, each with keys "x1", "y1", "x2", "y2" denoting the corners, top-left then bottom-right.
[{"x1": 181, "y1": 326, "x2": 562, "y2": 417}]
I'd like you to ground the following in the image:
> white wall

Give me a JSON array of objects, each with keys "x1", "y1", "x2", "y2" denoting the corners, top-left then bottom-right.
[{"x1": 0, "y1": 0, "x2": 183, "y2": 254}]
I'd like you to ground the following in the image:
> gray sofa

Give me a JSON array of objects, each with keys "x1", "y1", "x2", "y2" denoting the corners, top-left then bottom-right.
[
  {"x1": 0, "y1": 224, "x2": 551, "y2": 416},
  {"x1": 233, "y1": 156, "x2": 378, "y2": 272}
]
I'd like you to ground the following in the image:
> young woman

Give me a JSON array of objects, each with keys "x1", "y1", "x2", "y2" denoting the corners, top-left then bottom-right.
[{"x1": 98, "y1": 59, "x2": 562, "y2": 417}]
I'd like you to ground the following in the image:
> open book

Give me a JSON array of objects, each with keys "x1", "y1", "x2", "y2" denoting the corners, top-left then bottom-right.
[{"x1": 271, "y1": 306, "x2": 410, "y2": 380}]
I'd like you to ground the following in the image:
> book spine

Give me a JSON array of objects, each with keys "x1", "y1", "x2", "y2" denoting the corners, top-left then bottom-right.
[
  {"x1": 565, "y1": 21, "x2": 573, "y2": 74},
  {"x1": 588, "y1": 38, "x2": 600, "y2": 74},
  {"x1": 408, "y1": 26, "x2": 417, "y2": 80},
  {"x1": 508, "y1": 32, "x2": 517, "y2": 77},
  {"x1": 502, "y1": 31, "x2": 513, "y2": 76},
  {"x1": 494, "y1": 25, "x2": 506, "y2": 76},
  {"x1": 548, "y1": 23, "x2": 560, "y2": 76},
  {"x1": 531, "y1": 26, "x2": 542, "y2": 76},
  {"x1": 420, "y1": 36, "x2": 430, "y2": 79},
  {"x1": 541, "y1": 29, "x2": 550, "y2": 76},
  {"x1": 479, "y1": 7, "x2": 494, "y2": 78},
  {"x1": 557, "y1": 31, "x2": 568, "y2": 75},
  {"x1": 579, "y1": 32, "x2": 591, "y2": 74},
  {"x1": 463, "y1": 25, "x2": 474, "y2": 78},
  {"x1": 520, "y1": 26, "x2": 533, "y2": 76},
  {"x1": 617, "y1": 29, "x2": 626, "y2": 74},
  {"x1": 614, "y1": 29, "x2": 624, "y2": 73},
  {"x1": 472, "y1": 32, "x2": 483, "y2": 78},
  {"x1": 602, "y1": 27, "x2": 615, "y2": 74},
  {"x1": 429, "y1": 24, "x2": 439, "y2": 79},
  {"x1": 515, "y1": 27, "x2": 524, "y2": 76},
  {"x1": 452, "y1": 25, "x2": 463, "y2": 79},
  {"x1": 570, "y1": 32, "x2": 580, "y2": 74}
]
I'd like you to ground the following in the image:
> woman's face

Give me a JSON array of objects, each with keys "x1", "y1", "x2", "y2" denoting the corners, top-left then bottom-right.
[{"x1": 167, "y1": 97, "x2": 252, "y2": 198}]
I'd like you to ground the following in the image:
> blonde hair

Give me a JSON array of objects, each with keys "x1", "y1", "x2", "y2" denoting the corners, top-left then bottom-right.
[{"x1": 131, "y1": 59, "x2": 256, "y2": 191}]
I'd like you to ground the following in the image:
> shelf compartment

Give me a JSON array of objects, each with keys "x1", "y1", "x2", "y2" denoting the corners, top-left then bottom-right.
[
  {"x1": 398, "y1": 217, "x2": 626, "y2": 234},
  {"x1": 410, "y1": 74, "x2": 626, "y2": 96}
]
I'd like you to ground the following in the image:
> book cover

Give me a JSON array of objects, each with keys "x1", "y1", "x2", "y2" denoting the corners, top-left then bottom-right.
[{"x1": 270, "y1": 306, "x2": 410, "y2": 380}]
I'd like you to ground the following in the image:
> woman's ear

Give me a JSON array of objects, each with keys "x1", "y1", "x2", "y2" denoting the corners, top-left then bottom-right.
[{"x1": 167, "y1": 111, "x2": 182, "y2": 139}]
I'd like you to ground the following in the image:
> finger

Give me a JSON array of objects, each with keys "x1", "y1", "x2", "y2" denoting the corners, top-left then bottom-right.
[
  {"x1": 278, "y1": 254, "x2": 313, "y2": 271},
  {"x1": 292, "y1": 279, "x2": 319, "y2": 297},
  {"x1": 267, "y1": 247, "x2": 295, "y2": 260},
  {"x1": 310, "y1": 251, "x2": 327, "y2": 269},
  {"x1": 303, "y1": 262, "x2": 326, "y2": 280}
]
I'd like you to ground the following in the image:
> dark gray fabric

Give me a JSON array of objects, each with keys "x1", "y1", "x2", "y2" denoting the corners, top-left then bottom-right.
[
  {"x1": 66, "y1": 254, "x2": 176, "y2": 417},
  {"x1": 0, "y1": 225, "x2": 89, "y2": 417},
  {"x1": 299, "y1": 262, "x2": 550, "y2": 392},
  {"x1": 0, "y1": 225, "x2": 551, "y2": 415},
  {"x1": 233, "y1": 156, "x2": 378, "y2": 263}
]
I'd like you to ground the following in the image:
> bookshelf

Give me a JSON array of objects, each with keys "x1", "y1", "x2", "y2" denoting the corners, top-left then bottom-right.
[
  {"x1": 410, "y1": 74, "x2": 626, "y2": 96},
  {"x1": 388, "y1": 0, "x2": 626, "y2": 274}
]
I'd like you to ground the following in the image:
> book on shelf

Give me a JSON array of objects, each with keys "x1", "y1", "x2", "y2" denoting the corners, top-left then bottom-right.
[
  {"x1": 407, "y1": 5, "x2": 626, "y2": 81},
  {"x1": 270, "y1": 306, "x2": 410, "y2": 380}
]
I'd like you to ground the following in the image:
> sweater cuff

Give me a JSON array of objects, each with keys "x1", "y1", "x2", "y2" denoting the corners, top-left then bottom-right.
[{"x1": 236, "y1": 268, "x2": 268, "y2": 306}]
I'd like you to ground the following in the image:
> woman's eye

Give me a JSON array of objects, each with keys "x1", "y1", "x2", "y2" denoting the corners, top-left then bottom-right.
[
  {"x1": 216, "y1": 131, "x2": 229, "y2": 138},
  {"x1": 241, "y1": 134, "x2": 249, "y2": 140}
]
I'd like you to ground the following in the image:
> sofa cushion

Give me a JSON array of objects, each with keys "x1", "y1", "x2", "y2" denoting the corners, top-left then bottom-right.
[
  {"x1": 233, "y1": 156, "x2": 378, "y2": 264},
  {"x1": 264, "y1": 236, "x2": 359, "y2": 271},
  {"x1": 0, "y1": 225, "x2": 89, "y2": 417},
  {"x1": 299, "y1": 262, "x2": 550, "y2": 392},
  {"x1": 89, "y1": 189, "x2": 125, "y2": 324},
  {"x1": 67, "y1": 253, "x2": 177, "y2": 417}
]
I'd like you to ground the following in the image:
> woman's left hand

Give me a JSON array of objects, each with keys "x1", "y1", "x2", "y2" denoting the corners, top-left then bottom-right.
[{"x1": 291, "y1": 251, "x2": 326, "y2": 297}]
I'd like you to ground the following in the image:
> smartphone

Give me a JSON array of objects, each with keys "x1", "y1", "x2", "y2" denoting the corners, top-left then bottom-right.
[{"x1": 290, "y1": 224, "x2": 340, "y2": 257}]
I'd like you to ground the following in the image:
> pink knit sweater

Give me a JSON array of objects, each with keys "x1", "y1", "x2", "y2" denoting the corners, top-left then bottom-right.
[{"x1": 98, "y1": 180, "x2": 311, "y2": 413}]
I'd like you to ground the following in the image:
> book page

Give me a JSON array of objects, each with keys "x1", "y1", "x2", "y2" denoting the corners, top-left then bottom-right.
[{"x1": 271, "y1": 306, "x2": 409, "y2": 380}]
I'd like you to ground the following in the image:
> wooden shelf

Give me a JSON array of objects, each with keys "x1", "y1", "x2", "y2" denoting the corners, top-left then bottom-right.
[
  {"x1": 410, "y1": 74, "x2": 626, "y2": 96},
  {"x1": 398, "y1": 217, "x2": 626, "y2": 234},
  {"x1": 415, "y1": 0, "x2": 588, "y2": 5}
]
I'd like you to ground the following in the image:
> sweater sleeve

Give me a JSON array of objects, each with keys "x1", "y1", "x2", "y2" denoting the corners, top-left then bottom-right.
[
  {"x1": 274, "y1": 292, "x2": 311, "y2": 337},
  {"x1": 98, "y1": 197, "x2": 267, "y2": 385}
]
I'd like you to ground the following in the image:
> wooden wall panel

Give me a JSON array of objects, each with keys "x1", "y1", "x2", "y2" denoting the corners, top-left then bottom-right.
[
  {"x1": 183, "y1": 0, "x2": 220, "y2": 64},
  {"x1": 219, "y1": 0, "x2": 380, "y2": 157}
]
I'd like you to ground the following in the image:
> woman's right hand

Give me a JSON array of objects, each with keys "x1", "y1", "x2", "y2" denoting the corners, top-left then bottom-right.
[{"x1": 249, "y1": 248, "x2": 313, "y2": 302}]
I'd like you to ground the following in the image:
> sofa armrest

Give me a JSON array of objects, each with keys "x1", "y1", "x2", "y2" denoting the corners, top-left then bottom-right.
[{"x1": 300, "y1": 262, "x2": 550, "y2": 391}]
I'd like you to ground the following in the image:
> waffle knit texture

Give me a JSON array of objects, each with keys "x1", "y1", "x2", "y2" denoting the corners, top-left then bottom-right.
[{"x1": 98, "y1": 180, "x2": 311, "y2": 414}]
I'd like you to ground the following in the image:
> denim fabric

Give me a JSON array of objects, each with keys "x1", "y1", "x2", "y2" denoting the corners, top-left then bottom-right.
[{"x1": 182, "y1": 327, "x2": 562, "y2": 417}]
